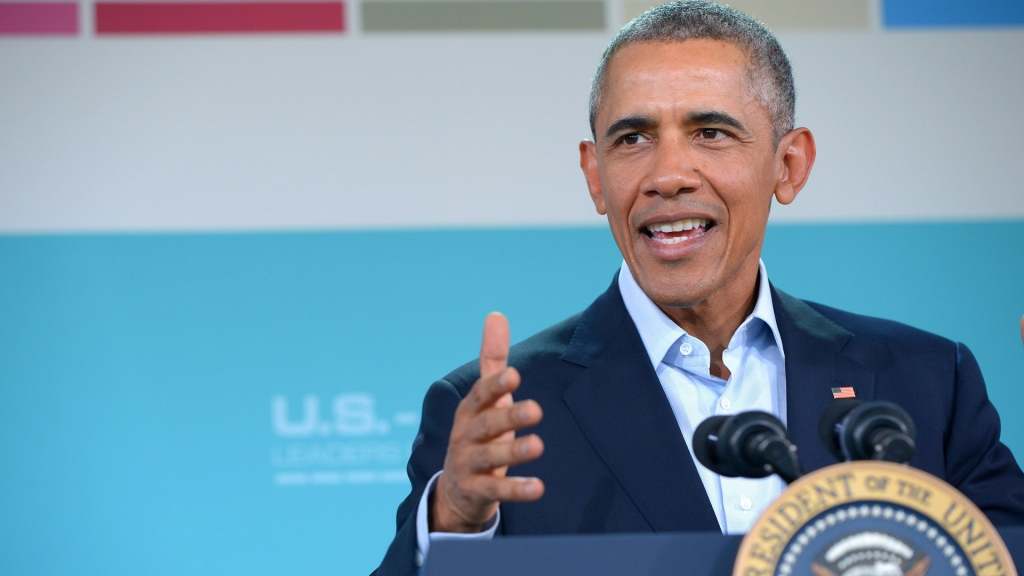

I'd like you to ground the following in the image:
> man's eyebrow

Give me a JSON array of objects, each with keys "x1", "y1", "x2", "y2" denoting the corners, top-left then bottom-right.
[
  {"x1": 688, "y1": 111, "x2": 747, "y2": 132},
  {"x1": 604, "y1": 116, "x2": 654, "y2": 139}
]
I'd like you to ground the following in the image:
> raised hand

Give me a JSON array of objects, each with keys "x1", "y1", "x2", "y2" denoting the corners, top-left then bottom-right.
[{"x1": 430, "y1": 312, "x2": 545, "y2": 533}]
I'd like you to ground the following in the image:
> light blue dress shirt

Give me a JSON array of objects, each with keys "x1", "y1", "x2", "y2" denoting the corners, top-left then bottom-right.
[
  {"x1": 414, "y1": 260, "x2": 788, "y2": 563},
  {"x1": 618, "y1": 259, "x2": 787, "y2": 534}
]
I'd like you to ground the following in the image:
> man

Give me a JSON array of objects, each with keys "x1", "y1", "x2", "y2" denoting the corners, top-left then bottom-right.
[{"x1": 374, "y1": 2, "x2": 1024, "y2": 574}]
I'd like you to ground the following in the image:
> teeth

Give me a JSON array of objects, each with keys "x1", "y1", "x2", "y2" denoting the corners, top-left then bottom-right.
[{"x1": 647, "y1": 218, "x2": 708, "y2": 235}]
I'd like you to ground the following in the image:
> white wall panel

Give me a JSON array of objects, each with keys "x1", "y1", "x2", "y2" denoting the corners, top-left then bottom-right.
[{"x1": 1, "y1": 30, "x2": 1022, "y2": 233}]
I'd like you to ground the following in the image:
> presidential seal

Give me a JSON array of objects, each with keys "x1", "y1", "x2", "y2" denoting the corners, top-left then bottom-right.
[{"x1": 733, "y1": 461, "x2": 1016, "y2": 576}]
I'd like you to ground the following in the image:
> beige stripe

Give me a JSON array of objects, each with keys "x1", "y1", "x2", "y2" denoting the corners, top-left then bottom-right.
[
  {"x1": 622, "y1": 0, "x2": 870, "y2": 30},
  {"x1": 363, "y1": 0, "x2": 606, "y2": 32}
]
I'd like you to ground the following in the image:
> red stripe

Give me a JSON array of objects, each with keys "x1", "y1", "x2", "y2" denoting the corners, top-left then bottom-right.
[
  {"x1": 95, "y1": 2, "x2": 344, "y2": 33},
  {"x1": 0, "y1": 3, "x2": 78, "y2": 34}
]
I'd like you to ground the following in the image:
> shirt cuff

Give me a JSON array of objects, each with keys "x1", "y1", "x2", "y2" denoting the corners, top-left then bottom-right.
[{"x1": 415, "y1": 470, "x2": 500, "y2": 566}]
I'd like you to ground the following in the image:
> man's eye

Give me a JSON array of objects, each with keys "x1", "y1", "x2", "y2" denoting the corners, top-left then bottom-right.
[
  {"x1": 621, "y1": 133, "x2": 650, "y2": 145},
  {"x1": 699, "y1": 128, "x2": 727, "y2": 140}
]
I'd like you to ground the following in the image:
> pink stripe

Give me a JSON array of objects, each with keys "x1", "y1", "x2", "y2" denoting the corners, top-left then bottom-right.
[
  {"x1": 0, "y1": 2, "x2": 78, "y2": 34},
  {"x1": 95, "y1": 2, "x2": 344, "y2": 34}
]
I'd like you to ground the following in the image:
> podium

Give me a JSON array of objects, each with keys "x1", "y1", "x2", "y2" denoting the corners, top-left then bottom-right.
[
  {"x1": 425, "y1": 461, "x2": 1024, "y2": 575},
  {"x1": 423, "y1": 526, "x2": 1024, "y2": 575}
]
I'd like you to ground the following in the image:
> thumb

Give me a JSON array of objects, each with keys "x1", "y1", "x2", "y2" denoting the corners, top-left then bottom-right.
[{"x1": 480, "y1": 312, "x2": 510, "y2": 379}]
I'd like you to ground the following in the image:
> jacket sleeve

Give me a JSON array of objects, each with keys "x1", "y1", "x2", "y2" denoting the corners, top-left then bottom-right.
[
  {"x1": 372, "y1": 378, "x2": 463, "y2": 575},
  {"x1": 945, "y1": 342, "x2": 1024, "y2": 526}
]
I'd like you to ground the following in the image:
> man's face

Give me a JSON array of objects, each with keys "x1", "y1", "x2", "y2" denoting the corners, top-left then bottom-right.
[{"x1": 581, "y1": 39, "x2": 804, "y2": 311}]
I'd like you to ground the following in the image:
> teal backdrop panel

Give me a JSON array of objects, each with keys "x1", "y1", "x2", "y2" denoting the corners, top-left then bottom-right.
[{"x1": 0, "y1": 221, "x2": 1022, "y2": 575}]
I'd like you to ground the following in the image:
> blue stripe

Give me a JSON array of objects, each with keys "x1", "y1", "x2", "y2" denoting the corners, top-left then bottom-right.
[{"x1": 884, "y1": 0, "x2": 1024, "y2": 28}]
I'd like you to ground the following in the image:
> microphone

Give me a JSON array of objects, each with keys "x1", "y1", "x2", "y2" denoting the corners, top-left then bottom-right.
[
  {"x1": 818, "y1": 400, "x2": 916, "y2": 464},
  {"x1": 692, "y1": 411, "x2": 802, "y2": 484}
]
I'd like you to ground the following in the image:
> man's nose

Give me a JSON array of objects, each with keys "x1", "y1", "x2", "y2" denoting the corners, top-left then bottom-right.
[{"x1": 643, "y1": 137, "x2": 701, "y2": 198}]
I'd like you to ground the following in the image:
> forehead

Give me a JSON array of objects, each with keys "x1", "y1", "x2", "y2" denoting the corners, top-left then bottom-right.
[{"x1": 598, "y1": 39, "x2": 759, "y2": 126}]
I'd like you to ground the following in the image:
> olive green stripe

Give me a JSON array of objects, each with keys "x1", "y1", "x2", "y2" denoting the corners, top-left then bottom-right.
[{"x1": 363, "y1": 0, "x2": 606, "y2": 32}]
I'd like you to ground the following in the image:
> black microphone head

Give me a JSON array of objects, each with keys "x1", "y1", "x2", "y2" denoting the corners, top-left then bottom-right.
[
  {"x1": 840, "y1": 401, "x2": 916, "y2": 463},
  {"x1": 693, "y1": 411, "x2": 802, "y2": 483},
  {"x1": 693, "y1": 415, "x2": 730, "y2": 476},
  {"x1": 715, "y1": 411, "x2": 789, "y2": 479},
  {"x1": 818, "y1": 399, "x2": 863, "y2": 462}
]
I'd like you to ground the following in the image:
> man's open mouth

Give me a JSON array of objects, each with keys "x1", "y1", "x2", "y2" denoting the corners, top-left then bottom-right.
[{"x1": 643, "y1": 218, "x2": 712, "y2": 244}]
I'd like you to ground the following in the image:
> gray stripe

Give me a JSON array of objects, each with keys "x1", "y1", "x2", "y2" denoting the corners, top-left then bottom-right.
[
  {"x1": 623, "y1": 0, "x2": 870, "y2": 30},
  {"x1": 363, "y1": 0, "x2": 606, "y2": 32}
]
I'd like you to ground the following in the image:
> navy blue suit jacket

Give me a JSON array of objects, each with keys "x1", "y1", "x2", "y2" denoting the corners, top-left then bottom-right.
[{"x1": 374, "y1": 277, "x2": 1024, "y2": 575}]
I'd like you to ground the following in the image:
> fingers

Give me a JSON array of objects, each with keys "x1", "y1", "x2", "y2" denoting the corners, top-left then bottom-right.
[
  {"x1": 431, "y1": 311, "x2": 545, "y2": 533},
  {"x1": 459, "y1": 367, "x2": 521, "y2": 417},
  {"x1": 463, "y1": 475, "x2": 545, "y2": 503},
  {"x1": 480, "y1": 312, "x2": 510, "y2": 379},
  {"x1": 461, "y1": 434, "x2": 544, "y2": 473},
  {"x1": 463, "y1": 399, "x2": 543, "y2": 443},
  {"x1": 433, "y1": 472, "x2": 545, "y2": 531}
]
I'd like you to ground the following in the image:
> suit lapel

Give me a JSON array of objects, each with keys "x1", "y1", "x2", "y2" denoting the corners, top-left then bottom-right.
[
  {"x1": 561, "y1": 277, "x2": 720, "y2": 533},
  {"x1": 772, "y1": 286, "x2": 876, "y2": 474}
]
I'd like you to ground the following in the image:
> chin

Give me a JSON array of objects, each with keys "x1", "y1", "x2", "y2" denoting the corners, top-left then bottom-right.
[{"x1": 635, "y1": 275, "x2": 712, "y2": 310}]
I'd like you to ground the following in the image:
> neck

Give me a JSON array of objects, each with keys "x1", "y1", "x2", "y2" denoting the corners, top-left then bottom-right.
[{"x1": 657, "y1": 261, "x2": 761, "y2": 380}]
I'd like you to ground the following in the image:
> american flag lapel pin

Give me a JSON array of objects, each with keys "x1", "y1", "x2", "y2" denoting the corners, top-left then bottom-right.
[{"x1": 832, "y1": 386, "x2": 856, "y2": 399}]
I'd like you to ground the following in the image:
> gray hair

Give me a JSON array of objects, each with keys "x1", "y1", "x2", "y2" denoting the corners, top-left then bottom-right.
[{"x1": 588, "y1": 0, "x2": 795, "y2": 146}]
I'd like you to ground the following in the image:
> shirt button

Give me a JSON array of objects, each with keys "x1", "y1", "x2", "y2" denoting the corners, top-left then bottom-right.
[
  {"x1": 740, "y1": 496, "x2": 753, "y2": 511},
  {"x1": 719, "y1": 397, "x2": 732, "y2": 410},
  {"x1": 415, "y1": 551, "x2": 424, "y2": 567},
  {"x1": 680, "y1": 342, "x2": 693, "y2": 356}
]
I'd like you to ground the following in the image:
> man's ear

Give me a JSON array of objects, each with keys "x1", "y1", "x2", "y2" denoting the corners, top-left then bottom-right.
[
  {"x1": 579, "y1": 140, "x2": 607, "y2": 215},
  {"x1": 773, "y1": 127, "x2": 816, "y2": 206}
]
